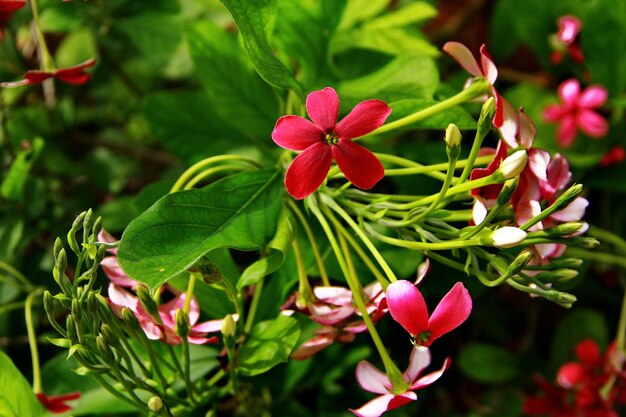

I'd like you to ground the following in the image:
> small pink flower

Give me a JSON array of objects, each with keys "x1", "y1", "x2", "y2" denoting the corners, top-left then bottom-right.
[
  {"x1": 36, "y1": 392, "x2": 81, "y2": 414},
  {"x1": 550, "y1": 16, "x2": 584, "y2": 64},
  {"x1": 350, "y1": 346, "x2": 450, "y2": 417},
  {"x1": 385, "y1": 281, "x2": 472, "y2": 346},
  {"x1": 543, "y1": 79, "x2": 609, "y2": 148},
  {"x1": 272, "y1": 87, "x2": 390, "y2": 200},
  {"x1": 443, "y1": 42, "x2": 505, "y2": 127},
  {"x1": 1, "y1": 58, "x2": 96, "y2": 88}
]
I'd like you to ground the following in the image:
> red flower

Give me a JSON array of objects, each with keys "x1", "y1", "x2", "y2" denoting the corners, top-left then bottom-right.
[
  {"x1": 0, "y1": 0, "x2": 26, "y2": 39},
  {"x1": 36, "y1": 392, "x2": 81, "y2": 414},
  {"x1": 600, "y1": 146, "x2": 625, "y2": 167},
  {"x1": 272, "y1": 87, "x2": 391, "y2": 200},
  {"x1": 385, "y1": 280, "x2": 472, "y2": 346},
  {"x1": 1, "y1": 58, "x2": 96, "y2": 88}
]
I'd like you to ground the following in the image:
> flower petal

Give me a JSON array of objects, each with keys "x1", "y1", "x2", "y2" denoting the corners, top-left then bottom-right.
[
  {"x1": 499, "y1": 99, "x2": 519, "y2": 148},
  {"x1": 350, "y1": 393, "x2": 416, "y2": 417},
  {"x1": 550, "y1": 197, "x2": 588, "y2": 222},
  {"x1": 411, "y1": 357, "x2": 451, "y2": 390},
  {"x1": 313, "y1": 286, "x2": 354, "y2": 306},
  {"x1": 306, "y1": 87, "x2": 339, "y2": 132},
  {"x1": 284, "y1": 142, "x2": 333, "y2": 199},
  {"x1": 575, "y1": 338, "x2": 601, "y2": 365},
  {"x1": 332, "y1": 140, "x2": 384, "y2": 190},
  {"x1": 528, "y1": 148, "x2": 549, "y2": 183},
  {"x1": 355, "y1": 360, "x2": 392, "y2": 394},
  {"x1": 557, "y1": 16, "x2": 582, "y2": 44},
  {"x1": 192, "y1": 318, "x2": 224, "y2": 333},
  {"x1": 386, "y1": 280, "x2": 429, "y2": 336},
  {"x1": 558, "y1": 79, "x2": 580, "y2": 105},
  {"x1": 479, "y1": 45, "x2": 498, "y2": 85},
  {"x1": 543, "y1": 104, "x2": 567, "y2": 123},
  {"x1": 577, "y1": 110, "x2": 608, "y2": 138},
  {"x1": 518, "y1": 108, "x2": 536, "y2": 149},
  {"x1": 0, "y1": 1, "x2": 26, "y2": 13},
  {"x1": 272, "y1": 115, "x2": 323, "y2": 151},
  {"x1": 557, "y1": 363, "x2": 586, "y2": 388},
  {"x1": 291, "y1": 331, "x2": 335, "y2": 360},
  {"x1": 556, "y1": 115, "x2": 578, "y2": 148},
  {"x1": 546, "y1": 154, "x2": 572, "y2": 194},
  {"x1": 515, "y1": 200, "x2": 543, "y2": 231},
  {"x1": 334, "y1": 100, "x2": 392, "y2": 140},
  {"x1": 578, "y1": 85, "x2": 608, "y2": 108},
  {"x1": 427, "y1": 282, "x2": 472, "y2": 345},
  {"x1": 404, "y1": 346, "x2": 431, "y2": 383},
  {"x1": 101, "y1": 257, "x2": 138, "y2": 288},
  {"x1": 492, "y1": 89, "x2": 505, "y2": 128},
  {"x1": 443, "y1": 42, "x2": 482, "y2": 77},
  {"x1": 472, "y1": 199, "x2": 488, "y2": 225}
]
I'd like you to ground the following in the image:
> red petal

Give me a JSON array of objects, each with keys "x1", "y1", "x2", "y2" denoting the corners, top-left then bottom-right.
[
  {"x1": 386, "y1": 280, "x2": 429, "y2": 336},
  {"x1": 24, "y1": 71, "x2": 55, "y2": 84},
  {"x1": 284, "y1": 142, "x2": 332, "y2": 199},
  {"x1": 272, "y1": 115, "x2": 323, "y2": 151},
  {"x1": 55, "y1": 59, "x2": 96, "y2": 85},
  {"x1": 427, "y1": 282, "x2": 472, "y2": 345},
  {"x1": 578, "y1": 85, "x2": 608, "y2": 108},
  {"x1": 0, "y1": 1, "x2": 26, "y2": 12},
  {"x1": 334, "y1": 100, "x2": 392, "y2": 140},
  {"x1": 557, "y1": 363, "x2": 586, "y2": 388},
  {"x1": 492, "y1": 88, "x2": 504, "y2": 128},
  {"x1": 577, "y1": 110, "x2": 608, "y2": 138},
  {"x1": 306, "y1": 87, "x2": 339, "y2": 133},
  {"x1": 332, "y1": 140, "x2": 384, "y2": 190},
  {"x1": 575, "y1": 338, "x2": 601, "y2": 365}
]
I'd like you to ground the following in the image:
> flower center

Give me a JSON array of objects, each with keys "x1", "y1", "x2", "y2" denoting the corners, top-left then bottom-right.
[
  {"x1": 413, "y1": 331, "x2": 431, "y2": 346},
  {"x1": 324, "y1": 132, "x2": 339, "y2": 145}
]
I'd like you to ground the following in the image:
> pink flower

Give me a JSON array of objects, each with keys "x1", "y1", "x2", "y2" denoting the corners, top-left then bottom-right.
[
  {"x1": 350, "y1": 346, "x2": 450, "y2": 417},
  {"x1": 36, "y1": 392, "x2": 81, "y2": 414},
  {"x1": 385, "y1": 281, "x2": 472, "y2": 346},
  {"x1": 543, "y1": 79, "x2": 609, "y2": 148},
  {"x1": 550, "y1": 16, "x2": 584, "y2": 64},
  {"x1": 272, "y1": 87, "x2": 390, "y2": 200},
  {"x1": 1, "y1": 59, "x2": 96, "y2": 88},
  {"x1": 443, "y1": 42, "x2": 505, "y2": 127}
]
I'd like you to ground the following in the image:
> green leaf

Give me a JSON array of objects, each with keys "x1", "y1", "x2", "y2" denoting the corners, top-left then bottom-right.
[
  {"x1": 187, "y1": 22, "x2": 280, "y2": 140},
  {"x1": 118, "y1": 169, "x2": 284, "y2": 288},
  {"x1": 239, "y1": 315, "x2": 300, "y2": 376},
  {"x1": 386, "y1": 99, "x2": 476, "y2": 131},
  {"x1": 337, "y1": 0, "x2": 389, "y2": 30},
  {"x1": 458, "y1": 343, "x2": 518, "y2": 384},
  {"x1": 218, "y1": 0, "x2": 303, "y2": 95},
  {"x1": 237, "y1": 210, "x2": 294, "y2": 290},
  {"x1": 0, "y1": 351, "x2": 47, "y2": 417},
  {"x1": 338, "y1": 54, "x2": 438, "y2": 110},
  {"x1": 365, "y1": 2, "x2": 437, "y2": 29},
  {"x1": 1, "y1": 138, "x2": 44, "y2": 202},
  {"x1": 55, "y1": 28, "x2": 97, "y2": 69},
  {"x1": 331, "y1": 27, "x2": 439, "y2": 57},
  {"x1": 551, "y1": 309, "x2": 608, "y2": 367}
]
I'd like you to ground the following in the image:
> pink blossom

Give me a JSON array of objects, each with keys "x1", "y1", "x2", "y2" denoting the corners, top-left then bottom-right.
[
  {"x1": 550, "y1": 16, "x2": 584, "y2": 64},
  {"x1": 1, "y1": 59, "x2": 96, "y2": 88},
  {"x1": 350, "y1": 346, "x2": 450, "y2": 417},
  {"x1": 385, "y1": 281, "x2": 472, "y2": 346},
  {"x1": 443, "y1": 42, "x2": 505, "y2": 127},
  {"x1": 272, "y1": 87, "x2": 390, "y2": 199},
  {"x1": 543, "y1": 79, "x2": 609, "y2": 148}
]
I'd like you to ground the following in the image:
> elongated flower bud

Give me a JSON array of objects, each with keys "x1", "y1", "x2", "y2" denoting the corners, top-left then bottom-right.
[
  {"x1": 506, "y1": 251, "x2": 535, "y2": 276},
  {"x1": 221, "y1": 314, "x2": 237, "y2": 339},
  {"x1": 535, "y1": 269, "x2": 579, "y2": 283},
  {"x1": 67, "y1": 211, "x2": 87, "y2": 254},
  {"x1": 497, "y1": 177, "x2": 519, "y2": 205},
  {"x1": 477, "y1": 97, "x2": 497, "y2": 137},
  {"x1": 498, "y1": 150, "x2": 527, "y2": 179},
  {"x1": 549, "y1": 184, "x2": 583, "y2": 212},
  {"x1": 544, "y1": 222, "x2": 585, "y2": 237},
  {"x1": 175, "y1": 309, "x2": 190, "y2": 339},
  {"x1": 485, "y1": 227, "x2": 527, "y2": 248},
  {"x1": 136, "y1": 286, "x2": 159, "y2": 317}
]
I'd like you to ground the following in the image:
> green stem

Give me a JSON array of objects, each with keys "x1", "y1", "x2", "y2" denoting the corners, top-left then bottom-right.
[
  {"x1": 364, "y1": 222, "x2": 483, "y2": 251},
  {"x1": 587, "y1": 226, "x2": 626, "y2": 255},
  {"x1": 29, "y1": 0, "x2": 54, "y2": 70},
  {"x1": 25, "y1": 288, "x2": 44, "y2": 393},
  {"x1": 243, "y1": 280, "x2": 263, "y2": 334},
  {"x1": 0, "y1": 261, "x2": 34, "y2": 291},
  {"x1": 183, "y1": 273, "x2": 197, "y2": 317},
  {"x1": 566, "y1": 248, "x2": 626, "y2": 269},
  {"x1": 413, "y1": 148, "x2": 459, "y2": 221},
  {"x1": 292, "y1": 239, "x2": 315, "y2": 307},
  {"x1": 0, "y1": 300, "x2": 27, "y2": 315},
  {"x1": 170, "y1": 155, "x2": 260, "y2": 193},
  {"x1": 183, "y1": 165, "x2": 248, "y2": 190}
]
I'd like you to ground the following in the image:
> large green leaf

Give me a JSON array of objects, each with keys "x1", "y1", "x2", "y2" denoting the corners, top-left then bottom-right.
[
  {"x1": 218, "y1": 0, "x2": 303, "y2": 95},
  {"x1": 118, "y1": 169, "x2": 284, "y2": 288},
  {"x1": 458, "y1": 343, "x2": 518, "y2": 384},
  {"x1": 187, "y1": 22, "x2": 280, "y2": 140},
  {"x1": 239, "y1": 315, "x2": 300, "y2": 376},
  {"x1": 0, "y1": 351, "x2": 46, "y2": 417}
]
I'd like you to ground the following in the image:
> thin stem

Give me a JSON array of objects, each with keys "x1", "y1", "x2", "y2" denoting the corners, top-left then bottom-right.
[
  {"x1": 292, "y1": 239, "x2": 315, "y2": 307},
  {"x1": 183, "y1": 273, "x2": 197, "y2": 316},
  {"x1": 0, "y1": 261, "x2": 34, "y2": 291},
  {"x1": 25, "y1": 288, "x2": 44, "y2": 393},
  {"x1": 183, "y1": 165, "x2": 247, "y2": 190},
  {"x1": 587, "y1": 226, "x2": 626, "y2": 255},
  {"x1": 413, "y1": 148, "x2": 459, "y2": 221},
  {"x1": 170, "y1": 155, "x2": 260, "y2": 193},
  {"x1": 243, "y1": 280, "x2": 263, "y2": 334},
  {"x1": 364, "y1": 222, "x2": 483, "y2": 251},
  {"x1": 0, "y1": 300, "x2": 27, "y2": 315},
  {"x1": 29, "y1": 0, "x2": 54, "y2": 70},
  {"x1": 566, "y1": 249, "x2": 626, "y2": 269}
]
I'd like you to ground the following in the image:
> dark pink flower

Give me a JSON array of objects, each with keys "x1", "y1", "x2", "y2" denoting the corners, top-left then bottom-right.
[
  {"x1": 550, "y1": 16, "x2": 584, "y2": 64},
  {"x1": 350, "y1": 346, "x2": 450, "y2": 417},
  {"x1": 443, "y1": 42, "x2": 505, "y2": 127},
  {"x1": 0, "y1": 0, "x2": 26, "y2": 40},
  {"x1": 543, "y1": 79, "x2": 609, "y2": 148},
  {"x1": 385, "y1": 281, "x2": 472, "y2": 346},
  {"x1": 36, "y1": 392, "x2": 81, "y2": 414},
  {"x1": 1, "y1": 58, "x2": 96, "y2": 88},
  {"x1": 272, "y1": 87, "x2": 390, "y2": 199}
]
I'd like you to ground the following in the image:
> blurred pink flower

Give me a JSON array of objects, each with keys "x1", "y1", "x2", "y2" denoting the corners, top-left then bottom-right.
[
  {"x1": 272, "y1": 87, "x2": 390, "y2": 199},
  {"x1": 543, "y1": 79, "x2": 609, "y2": 148},
  {"x1": 550, "y1": 16, "x2": 584, "y2": 64},
  {"x1": 385, "y1": 280, "x2": 471, "y2": 346},
  {"x1": 350, "y1": 346, "x2": 449, "y2": 417}
]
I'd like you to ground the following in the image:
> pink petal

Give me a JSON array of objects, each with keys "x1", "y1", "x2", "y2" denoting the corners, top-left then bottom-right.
[
  {"x1": 528, "y1": 148, "x2": 550, "y2": 183},
  {"x1": 556, "y1": 115, "x2": 578, "y2": 148},
  {"x1": 492, "y1": 89, "x2": 504, "y2": 128},
  {"x1": 306, "y1": 87, "x2": 339, "y2": 132},
  {"x1": 576, "y1": 110, "x2": 608, "y2": 138},
  {"x1": 404, "y1": 346, "x2": 431, "y2": 383},
  {"x1": 518, "y1": 109, "x2": 536, "y2": 149},
  {"x1": 543, "y1": 104, "x2": 567, "y2": 122},
  {"x1": 557, "y1": 16, "x2": 582, "y2": 44},
  {"x1": 411, "y1": 357, "x2": 451, "y2": 390},
  {"x1": 350, "y1": 393, "x2": 416, "y2": 417},
  {"x1": 272, "y1": 115, "x2": 323, "y2": 151},
  {"x1": 499, "y1": 99, "x2": 519, "y2": 148},
  {"x1": 313, "y1": 286, "x2": 354, "y2": 306},
  {"x1": 355, "y1": 360, "x2": 392, "y2": 394},
  {"x1": 546, "y1": 154, "x2": 572, "y2": 194},
  {"x1": 550, "y1": 197, "x2": 588, "y2": 222},
  {"x1": 558, "y1": 79, "x2": 580, "y2": 105},
  {"x1": 108, "y1": 283, "x2": 141, "y2": 312},
  {"x1": 534, "y1": 243, "x2": 560, "y2": 259},
  {"x1": 291, "y1": 332, "x2": 335, "y2": 360},
  {"x1": 309, "y1": 304, "x2": 355, "y2": 325},
  {"x1": 363, "y1": 281, "x2": 384, "y2": 302},
  {"x1": 578, "y1": 85, "x2": 608, "y2": 108},
  {"x1": 443, "y1": 42, "x2": 482, "y2": 77},
  {"x1": 101, "y1": 257, "x2": 138, "y2": 288},
  {"x1": 427, "y1": 282, "x2": 472, "y2": 345},
  {"x1": 187, "y1": 335, "x2": 219, "y2": 345},
  {"x1": 192, "y1": 318, "x2": 224, "y2": 333},
  {"x1": 284, "y1": 142, "x2": 333, "y2": 199},
  {"x1": 332, "y1": 140, "x2": 384, "y2": 190},
  {"x1": 515, "y1": 200, "x2": 543, "y2": 231},
  {"x1": 334, "y1": 100, "x2": 392, "y2": 140},
  {"x1": 479, "y1": 45, "x2": 498, "y2": 85},
  {"x1": 386, "y1": 280, "x2": 429, "y2": 336}
]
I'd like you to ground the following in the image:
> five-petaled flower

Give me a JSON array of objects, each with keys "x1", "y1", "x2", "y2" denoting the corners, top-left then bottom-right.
[
  {"x1": 443, "y1": 42, "x2": 505, "y2": 127},
  {"x1": 543, "y1": 78, "x2": 609, "y2": 148},
  {"x1": 385, "y1": 280, "x2": 472, "y2": 346},
  {"x1": 272, "y1": 87, "x2": 391, "y2": 200},
  {"x1": 1, "y1": 58, "x2": 96, "y2": 88},
  {"x1": 550, "y1": 15, "x2": 585, "y2": 64},
  {"x1": 36, "y1": 392, "x2": 81, "y2": 414},
  {"x1": 350, "y1": 346, "x2": 450, "y2": 417}
]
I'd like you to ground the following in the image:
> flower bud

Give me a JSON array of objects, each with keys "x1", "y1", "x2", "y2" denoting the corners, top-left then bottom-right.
[
  {"x1": 498, "y1": 150, "x2": 527, "y2": 179},
  {"x1": 53, "y1": 237, "x2": 63, "y2": 260},
  {"x1": 444, "y1": 123, "x2": 462, "y2": 148},
  {"x1": 148, "y1": 396, "x2": 163, "y2": 412},
  {"x1": 485, "y1": 227, "x2": 527, "y2": 248},
  {"x1": 175, "y1": 309, "x2": 190, "y2": 339},
  {"x1": 568, "y1": 237, "x2": 600, "y2": 249},
  {"x1": 91, "y1": 216, "x2": 103, "y2": 239},
  {"x1": 96, "y1": 335, "x2": 115, "y2": 362},
  {"x1": 136, "y1": 285, "x2": 159, "y2": 317},
  {"x1": 121, "y1": 307, "x2": 142, "y2": 331},
  {"x1": 82, "y1": 209, "x2": 94, "y2": 244},
  {"x1": 544, "y1": 222, "x2": 585, "y2": 237},
  {"x1": 477, "y1": 97, "x2": 496, "y2": 137},
  {"x1": 221, "y1": 314, "x2": 237, "y2": 339},
  {"x1": 549, "y1": 184, "x2": 583, "y2": 212},
  {"x1": 497, "y1": 177, "x2": 520, "y2": 205},
  {"x1": 68, "y1": 211, "x2": 87, "y2": 253},
  {"x1": 506, "y1": 251, "x2": 535, "y2": 276},
  {"x1": 546, "y1": 290, "x2": 577, "y2": 307}
]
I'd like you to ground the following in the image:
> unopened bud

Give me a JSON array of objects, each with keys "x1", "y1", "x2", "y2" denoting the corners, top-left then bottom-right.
[
  {"x1": 121, "y1": 307, "x2": 141, "y2": 331},
  {"x1": 497, "y1": 177, "x2": 520, "y2": 205},
  {"x1": 96, "y1": 335, "x2": 115, "y2": 362},
  {"x1": 498, "y1": 150, "x2": 527, "y2": 179},
  {"x1": 66, "y1": 315, "x2": 78, "y2": 342},
  {"x1": 68, "y1": 212, "x2": 87, "y2": 253},
  {"x1": 544, "y1": 222, "x2": 585, "y2": 237},
  {"x1": 546, "y1": 290, "x2": 577, "y2": 307},
  {"x1": 92, "y1": 216, "x2": 103, "y2": 239},
  {"x1": 100, "y1": 324, "x2": 118, "y2": 347},
  {"x1": 544, "y1": 269, "x2": 579, "y2": 283},
  {"x1": 148, "y1": 396, "x2": 163, "y2": 412},
  {"x1": 136, "y1": 286, "x2": 159, "y2": 317},
  {"x1": 444, "y1": 123, "x2": 462, "y2": 148},
  {"x1": 221, "y1": 314, "x2": 236, "y2": 339},
  {"x1": 478, "y1": 97, "x2": 497, "y2": 136},
  {"x1": 485, "y1": 227, "x2": 527, "y2": 248},
  {"x1": 82, "y1": 209, "x2": 94, "y2": 244},
  {"x1": 569, "y1": 237, "x2": 600, "y2": 249},
  {"x1": 53, "y1": 238, "x2": 63, "y2": 260},
  {"x1": 506, "y1": 251, "x2": 535, "y2": 276},
  {"x1": 549, "y1": 184, "x2": 583, "y2": 212},
  {"x1": 175, "y1": 309, "x2": 189, "y2": 339}
]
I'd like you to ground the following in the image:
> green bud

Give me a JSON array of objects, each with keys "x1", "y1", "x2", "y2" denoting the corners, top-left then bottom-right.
[
  {"x1": 221, "y1": 314, "x2": 237, "y2": 339},
  {"x1": 136, "y1": 285, "x2": 159, "y2": 317},
  {"x1": 497, "y1": 177, "x2": 520, "y2": 205},
  {"x1": 96, "y1": 335, "x2": 115, "y2": 362},
  {"x1": 544, "y1": 222, "x2": 585, "y2": 237},
  {"x1": 568, "y1": 237, "x2": 600, "y2": 249},
  {"x1": 92, "y1": 216, "x2": 103, "y2": 240},
  {"x1": 148, "y1": 396, "x2": 163, "y2": 412},
  {"x1": 478, "y1": 97, "x2": 497, "y2": 136},
  {"x1": 82, "y1": 209, "x2": 94, "y2": 245},
  {"x1": 545, "y1": 290, "x2": 577, "y2": 307},
  {"x1": 550, "y1": 184, "x2": 583, "y2": 212},
  {"x1": 535, "y1": 269, "x2": 579, "y2": 283},
  {"x1": 444, "y1": 124, "x2": 462, "y2": 157},
  {"x1": 506, "y1": 251, "x2": 535, "y2": 276},
  {"x1": 66, "y1": 315, "x2": 78, "y2": 342},
  {"x1": 68, "y1": 212, "x2": 87, "y2": 254},
  {"x1": 71, "y1": 298, "x2": 80, "y2": 317},
  {"x1": 175, "y1": 309, "x2": 190, "y2": 339},
  {"x1": 100, "y1": 324, "x2": 118, "y2": 347},
  {"x1": 121, "y1": 307, "x2": 142, "y2": 332},
  {"x1": 53, "y1": 238, "x2": 63, "y2": 260}
]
